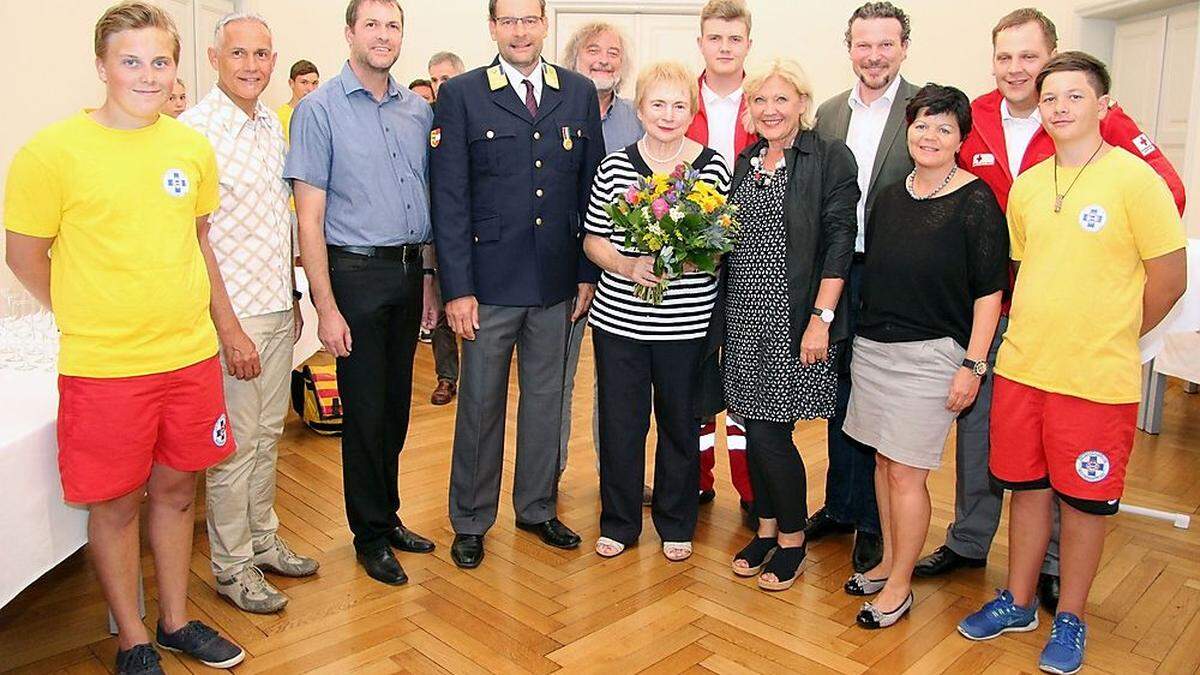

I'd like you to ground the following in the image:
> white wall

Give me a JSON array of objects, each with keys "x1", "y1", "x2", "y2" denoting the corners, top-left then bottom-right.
[{"x1": 0, "y1": 0, "x2": 1195, "y2": 294}]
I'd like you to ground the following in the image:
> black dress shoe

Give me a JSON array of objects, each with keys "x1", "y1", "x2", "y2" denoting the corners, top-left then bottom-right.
[
  {"x1": 451, "y1": 534, "x2": 484, "y2": 569},
  {"x1": 356, "y1": 548, "x2": 408, "y2": 585},
  {"x1": 852, "y1": 530, "x2": 884, "y2": 573},
  {"x1": 804, "y1": 508, "x2": 854, "y2": 542},
  {"x1": 516, "y1": 517, "x2": 581, "y2": 549},
  {"x1": 387, "y1": 525, "x2": 435, "y2": 554},
  {"x1": 698, "y1": 489, "x2": 716, "y2": 505},
  {"x1": 913, "y1": 545, "x2": 987, "y2": 578},
  {"x1": 1038, "y1": 572, "x2": 1060, "y2": 613}
]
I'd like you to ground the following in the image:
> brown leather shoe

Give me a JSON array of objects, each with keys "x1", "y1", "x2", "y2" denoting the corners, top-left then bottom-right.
[{"x1": 430, "y1": 380, "x2": 456, "y2": 405}]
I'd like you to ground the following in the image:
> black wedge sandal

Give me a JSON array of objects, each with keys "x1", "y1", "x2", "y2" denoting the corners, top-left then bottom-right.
[
  {"x1": 731, "y1": 536, "x2": 777, "y2": 577},
  {"x1": 757, "y1": 544, "x2": 806, "y2": 591}
]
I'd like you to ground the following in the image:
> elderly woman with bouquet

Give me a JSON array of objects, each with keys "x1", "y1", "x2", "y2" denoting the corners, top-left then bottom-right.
[
  {"x1": 718, "y1": 58, "x2": 860, "y2": 591},
  {"x1": 583, "y1": 61, "x2": 735, "y2": 561}
]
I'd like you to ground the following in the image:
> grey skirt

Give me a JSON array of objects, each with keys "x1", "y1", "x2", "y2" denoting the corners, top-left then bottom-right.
[{"x1": 842, "y1": 336, "x2": 965, "y2": 470}]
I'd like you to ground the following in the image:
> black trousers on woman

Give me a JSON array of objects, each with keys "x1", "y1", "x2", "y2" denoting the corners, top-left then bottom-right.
[
  {"x1": 744, "y1": 419, "x2": 809, "y2": 534},
  {"x1": 593, "y1": 329, "x2": 704, "y2": 545}
]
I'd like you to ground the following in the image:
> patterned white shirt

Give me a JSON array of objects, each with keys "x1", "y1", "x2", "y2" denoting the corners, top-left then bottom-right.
[{"x1": 180, "y1": 87, "x2": 292, "y2": 319}]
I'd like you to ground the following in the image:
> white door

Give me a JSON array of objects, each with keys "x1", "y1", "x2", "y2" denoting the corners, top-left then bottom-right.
[
  {"x1": 1111, "y1": 14, "x2": 1167, "y2": 135},
  {"x1": 1110, "y1": 5, "x2": 1197, "y2": 173},
  {"x1": 552, "y1": 10, "x2": 703, "y2": 99},
  {"x1": 155, "y1": 0, "x2": 237, "y2": 100},
  {"x1": 1155, "y1": 5, "x2": 1197, "y2": 171}
]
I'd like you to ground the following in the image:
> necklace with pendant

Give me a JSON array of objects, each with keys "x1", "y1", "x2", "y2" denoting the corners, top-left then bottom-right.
[
  {"x1": 1053, "y1": 141, "x2": 1105, "y2": 213},
  {"x1": 905, "y1": 165, "x2": 957, "y2": 200}
]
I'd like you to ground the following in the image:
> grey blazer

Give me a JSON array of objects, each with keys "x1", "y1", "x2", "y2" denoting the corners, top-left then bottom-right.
[{"x1": 814, "y1": 77, "x2": 919, "y2": 233}]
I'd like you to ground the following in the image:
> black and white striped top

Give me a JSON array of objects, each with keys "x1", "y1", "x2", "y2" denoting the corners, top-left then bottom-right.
[{"x1": 585, "y1": 144, "x2": 731, "y2": 342}]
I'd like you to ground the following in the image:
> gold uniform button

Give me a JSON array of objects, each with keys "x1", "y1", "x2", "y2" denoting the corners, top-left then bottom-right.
[
  {"x1": 486, "y1": 130, "x2": 495, "y2": 139},
  {"x1": 535, "y1": 159, "x2": 543, "y2": 168},
  {"x1": 533, "y1": 131, "x2": 541, "y2": 140},
  {"x1": 536, "y1": 189, "x2": 544, "y2": 197},
  {"x1": 535, "y1": 217, "x2": 543, "y2": 226}
]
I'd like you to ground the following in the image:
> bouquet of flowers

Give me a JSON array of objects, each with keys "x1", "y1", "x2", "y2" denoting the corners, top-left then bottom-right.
[{"x1": 602, "y1": 163, "x2": 740, "y2": 305}]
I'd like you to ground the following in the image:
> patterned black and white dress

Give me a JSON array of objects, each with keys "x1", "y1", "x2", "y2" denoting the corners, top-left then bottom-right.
[{"x1": 723, "y1": 159, "x2": 840, "y2": 423}]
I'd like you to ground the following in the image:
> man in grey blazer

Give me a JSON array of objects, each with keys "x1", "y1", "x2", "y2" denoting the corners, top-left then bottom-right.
[{"x1": 807, "y1": 1, "x2": 918, "y2": 574}]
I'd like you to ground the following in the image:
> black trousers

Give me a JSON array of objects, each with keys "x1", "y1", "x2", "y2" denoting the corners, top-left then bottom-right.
[
  {"x1": 328, "y1": 249, "x2": 421, "y2": 553},
  {"x1": 744, "y1": 419, "x2": 808, "y2": 534},
  {"x1": 824, "y1": 260, "x2": 881, "y2": 534},
  {"x1": 593, "y1": 330, "x2": 703, "y2": 544}
]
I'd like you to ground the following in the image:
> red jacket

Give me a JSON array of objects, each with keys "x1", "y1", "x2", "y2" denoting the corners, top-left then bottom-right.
[
  {"x1": 958, "y1": 89, "x2": 1186, "y2": 215},
  {"x1": 685, "y1": 73, "x2": 758, "y2": 158}
]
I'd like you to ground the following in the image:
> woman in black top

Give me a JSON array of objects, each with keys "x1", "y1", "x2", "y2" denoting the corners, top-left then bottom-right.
[
  {"x1": 712, "y1": 58, "x2": 859, "y2": 592},
  {"x1": 841, "y1": 85, "x2": 1007, "y2": 629}
]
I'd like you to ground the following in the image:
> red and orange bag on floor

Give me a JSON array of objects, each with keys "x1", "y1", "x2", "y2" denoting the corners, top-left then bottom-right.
[{"x1": 290, "y1": 363, "x2": 343, "y2": 435}]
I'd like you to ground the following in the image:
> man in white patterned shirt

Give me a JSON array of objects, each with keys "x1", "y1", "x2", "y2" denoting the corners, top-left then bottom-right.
[{"x1": 180, "y1": 12, "x2": 317, "y2": 615}]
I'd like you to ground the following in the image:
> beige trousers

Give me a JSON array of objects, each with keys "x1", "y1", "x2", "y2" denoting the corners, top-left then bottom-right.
[{"x1": 206, "y1": 310, "x2": 294, "y2": 577}]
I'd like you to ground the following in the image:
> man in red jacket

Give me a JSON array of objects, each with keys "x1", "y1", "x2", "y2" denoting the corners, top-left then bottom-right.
[
  {"x1": 686, "y1": 0, "x2": 758, "y2": 525},
  {"x1": 913, "y1": 7, "x2": 1186, "y2": 607}
]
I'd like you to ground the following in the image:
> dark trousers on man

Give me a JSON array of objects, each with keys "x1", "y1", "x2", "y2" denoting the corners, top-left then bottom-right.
[
  {"x1": 593, "y1": 330, "x2": 703, "y2": 544},
  {"x1": 431, "y1": 313, "x2": 459, "y2": 383},
  {"x1": 328, "y1": 248, "x2": 421, "y2": 553},
  {"x1": 449, "y1": 302, "x2": 571, "y2": 535},
  {"x1": 823, "y1": 259, "x2": 880, "y2": 534}
]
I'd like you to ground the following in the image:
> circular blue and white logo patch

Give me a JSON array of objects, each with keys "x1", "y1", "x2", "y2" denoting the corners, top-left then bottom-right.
[
  {"x1": 163, "y1": 169, "x2": 190, "y2": 198},
  {"x1": 1075, "y1": 449, "x2": 1109, "y2": 483},
  {"x1": 212, "y1": 413, "x2": 228, "y2": 447},
  {"x1": 1079, "y1": 204, "x2": 1107, "y2": 233}
]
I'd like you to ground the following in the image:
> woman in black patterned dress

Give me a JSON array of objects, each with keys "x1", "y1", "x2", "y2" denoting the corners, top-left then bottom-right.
[{"x1": 710, "y1": 59, "x2": 859, "y2": 591}]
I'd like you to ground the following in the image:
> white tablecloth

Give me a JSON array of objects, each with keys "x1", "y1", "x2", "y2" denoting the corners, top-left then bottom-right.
[
  {"x1": 1, "y1": 270, "x2": 322, "y2": 609},
  {"x1": 1143, "y1": 238, "x2": 1200, "y2": 380},
  {"x1": 0, "y1": 368, "x2": 88, "y2": 609}
]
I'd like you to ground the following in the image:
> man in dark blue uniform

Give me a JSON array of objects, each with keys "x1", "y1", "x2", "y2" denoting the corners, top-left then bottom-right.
[{"x1": 431, "y1": 0, "x2": 604, "y2": 569}]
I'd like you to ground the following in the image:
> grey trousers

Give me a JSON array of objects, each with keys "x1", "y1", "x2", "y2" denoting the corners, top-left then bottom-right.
[
  {"x1": 559, "y1": 316, "x2": 600, "y2": 476},
  {"x1": 944, "y1": 315, "x2": 1059, "y2": 574},
  {"x1": 449, "y1": 301, "x2": 571, "y2": 535},
  {"x1": 432, "y1": 312, "x2": 459, "y2": 383}
]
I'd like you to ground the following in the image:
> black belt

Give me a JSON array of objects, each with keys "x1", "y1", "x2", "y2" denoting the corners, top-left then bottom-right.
[
  {"x1": 328, "y1": 244, "x2": 423, "y2": 263},
  {"x1": 853, "y1": 252, "x2": 867, "y2": 263}
]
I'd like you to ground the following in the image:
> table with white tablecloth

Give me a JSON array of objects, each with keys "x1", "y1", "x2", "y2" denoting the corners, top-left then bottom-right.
[
  {"x1": 0, "y1": 269, "x2": 323, "y2": 610},
  {"x1": 0, "y1": 368, "x2": 88, "y2": 609},
  {"x1": 1138, "y1": 238, "x2": 1200, "y2": 434}
]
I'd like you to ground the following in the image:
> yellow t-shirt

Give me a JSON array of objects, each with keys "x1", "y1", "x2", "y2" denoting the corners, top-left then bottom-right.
[
  {"x1": 4, "y1": 112, "x2": 221, "y2": 378},
  {"x1": 276, "y1": 102, "x2": 293, "y2": 145},
  {"x1": 997, "y1": 147, "x2": 1186, "y2": 403}
]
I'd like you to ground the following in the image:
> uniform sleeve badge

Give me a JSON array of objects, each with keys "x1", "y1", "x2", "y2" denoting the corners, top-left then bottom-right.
[
  {"x1": 1132, "y1": 133, "x2": 1157, "y2": 157},
  {"x1": 430, "y1": 128, "x2": 442, "y2": 148}
]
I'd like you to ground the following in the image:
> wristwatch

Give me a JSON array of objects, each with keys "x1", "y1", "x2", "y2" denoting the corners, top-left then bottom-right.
[
  {"x1": 962, "y1": 358, "x2": 988, "y2": 377},
  {"x1": 811, "y1": 307, "x2": 835, "y2": 324},
  {"x1": 423, "y1": 268, "x2": 437, "y2": 277}
]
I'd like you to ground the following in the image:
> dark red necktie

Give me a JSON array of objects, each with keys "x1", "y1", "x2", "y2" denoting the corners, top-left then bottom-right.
[{"x1": 523, "y1": 79, "x2": 538, "y2": 117}]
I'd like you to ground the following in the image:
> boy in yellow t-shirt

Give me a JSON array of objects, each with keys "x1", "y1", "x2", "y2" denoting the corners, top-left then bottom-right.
[
  {"x1": 3, "y1": 4, "x2": 249, "y2": 673},
  {"x1": 277, "y1": 59, "x2": 319, "y2": 145},
  {"x1": 958, "y1": 52, "x2": 1187, "y2": 675}
]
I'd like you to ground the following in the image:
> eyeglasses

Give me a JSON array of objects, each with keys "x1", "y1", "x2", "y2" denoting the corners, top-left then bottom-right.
[{"x1": 493, "y1": 16, "x2": 544, "y2": 29}]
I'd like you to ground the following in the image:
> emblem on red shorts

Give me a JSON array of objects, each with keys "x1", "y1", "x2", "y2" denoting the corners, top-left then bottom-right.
[
  {"x1": 213, "y1": 414, "x2": 229, "y2": 447},
  {"x1": 1075, "y1": 450, "x2": 1109, "y2": 483}
]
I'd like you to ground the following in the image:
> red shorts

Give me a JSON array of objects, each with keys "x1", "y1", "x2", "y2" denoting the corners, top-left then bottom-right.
[
  {"x1": 57, "y1": 355, "x2": 236, "y2": 504},
  {"x1": 988, "y1": 375, "x2": 1136, "y2": 515}
]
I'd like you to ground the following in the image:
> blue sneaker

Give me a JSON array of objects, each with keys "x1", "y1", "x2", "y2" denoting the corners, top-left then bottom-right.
[
  {"x1": 1039, "y1": 612, "x2": 1087, "y2": 674},
  {"x1": 958, "y1": 589, "x2": 1039, "y2": 640}
]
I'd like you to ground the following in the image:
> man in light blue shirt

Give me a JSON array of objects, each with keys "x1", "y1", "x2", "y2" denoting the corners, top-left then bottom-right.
[{"x1": 283, "y1": 0, "x2": 439, "y2": 587}]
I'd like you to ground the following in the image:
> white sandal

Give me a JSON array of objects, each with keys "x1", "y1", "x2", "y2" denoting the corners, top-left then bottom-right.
[
  {"x1": 662, "y1": 541, "x2": 692, "y2": 562},
  {"x1": 595, "y1": 537, "x2": 626, "y2": 558}
]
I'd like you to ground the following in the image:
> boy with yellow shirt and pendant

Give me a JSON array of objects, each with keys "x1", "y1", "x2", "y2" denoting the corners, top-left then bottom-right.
[
  {"x1": 957, "y1": 52, "x2": 1187, "y2": 675},
  {"x1": 4, "y1": 3, "x2": 248, "y2": 674}
]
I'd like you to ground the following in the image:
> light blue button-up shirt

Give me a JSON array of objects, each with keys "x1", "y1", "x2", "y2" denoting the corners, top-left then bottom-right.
[
  {"x1": 284, "y1": 61, "x2": 433, "y2": 246},
  {"x1": 602, "y1": 96, "x2": 643, "y2": 153}
]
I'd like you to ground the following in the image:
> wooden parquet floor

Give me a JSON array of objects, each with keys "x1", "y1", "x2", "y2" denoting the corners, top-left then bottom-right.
[{"x1": 3, "y1": 334, "x2": 1200, "y2": 674}]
